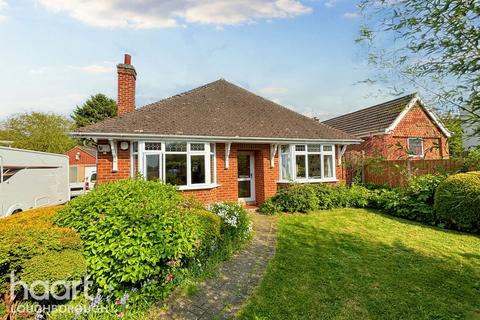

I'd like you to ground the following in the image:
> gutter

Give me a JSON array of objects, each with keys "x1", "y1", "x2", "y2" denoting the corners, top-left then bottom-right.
[{"x1": 69, "y1": 131, "x2": 362, "y2": 144}]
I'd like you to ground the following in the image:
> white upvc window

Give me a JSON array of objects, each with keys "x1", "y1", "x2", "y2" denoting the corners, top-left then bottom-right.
[
  {"x1": 138, "y1": 141, "x2": 216, "y2": 188},
  {"x1": 407, "y1": 138, "x2": 424, "y2": 158},
  {"x1": 279, "y1": 144, "x2": 336, "y2": 182}
]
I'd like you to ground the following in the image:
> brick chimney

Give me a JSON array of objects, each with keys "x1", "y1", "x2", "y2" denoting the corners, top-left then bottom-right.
[{"x1": 117, "y1": 54, "x2": 136, "y2": 116}]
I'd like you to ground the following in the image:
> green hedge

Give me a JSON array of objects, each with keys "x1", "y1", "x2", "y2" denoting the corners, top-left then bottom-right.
[
  {"x1": 0, "y1": 206, "x2": 86, "y2": 299},
  {"x1": 434, "y1": 172, "x2": 480, "y2": 233}
]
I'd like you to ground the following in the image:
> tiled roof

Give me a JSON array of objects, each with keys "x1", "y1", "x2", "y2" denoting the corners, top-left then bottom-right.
[
  {"x1": 323, "y1": 94, "x2": 417, "y2": 137},
  {"x1": 75, "y1": 79, "x2": 357, "y2": 141}
]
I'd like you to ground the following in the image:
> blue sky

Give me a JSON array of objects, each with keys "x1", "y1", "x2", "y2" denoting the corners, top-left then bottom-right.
[{"x1": 0, "y1": 0, "x2": 390, "y2": 121}]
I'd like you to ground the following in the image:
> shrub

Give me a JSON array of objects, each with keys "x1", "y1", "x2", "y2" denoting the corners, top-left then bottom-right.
[
  {"x1": 406, "y1": 174, "x2": 447, "y2": 204},
  {"x1": 266, "y1": 184, "x2": 319, "y2": 213},
  {"x1": 371, "y1": 188, "x2": 436, "y2": 224},
  {"x1": 54, "y1": 179, "x2": 201, "y2": 297},
  {"x1": 190, "y1": 209, "x2": 222, "y2": 257},
  {"x1": 434, "y1": 172, "x2": 480, "y2": 232},
  {"x1": 207, "y1": 202, "x2": 252, "y2": 242},
  {"x1": 461, "y1": 149, "x2": 480, "y2": 171},
  {"x1": 257, "y1": 198, "x2": 281, "y2": 215},
  {"x1": 0, "y1": 206, "x2": 85, "y2": 299},
  {"x1": 258, "y1": 184, "x2": 374, "y2": 214}
]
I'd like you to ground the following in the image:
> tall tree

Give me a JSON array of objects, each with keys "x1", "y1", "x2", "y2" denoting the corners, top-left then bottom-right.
[
  {"x1": 71, "y1": 93, "x2": 117, "y2": 128},
  {"x1": 357, "y1": 0, "x2": 480, "y2": 134},
  {"x1": 1, "y1": 112, "x2": 76, "y2": 154}
]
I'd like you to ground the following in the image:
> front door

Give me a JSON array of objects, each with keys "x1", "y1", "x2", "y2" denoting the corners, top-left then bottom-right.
[{"x1": 237, "y1": 152, "x2": 255, "y2": 203}]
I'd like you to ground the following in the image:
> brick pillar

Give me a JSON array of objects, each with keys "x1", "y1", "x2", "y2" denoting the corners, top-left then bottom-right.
[{"x1": 117, "y1": 54, "x2": 136, "y2": 116}]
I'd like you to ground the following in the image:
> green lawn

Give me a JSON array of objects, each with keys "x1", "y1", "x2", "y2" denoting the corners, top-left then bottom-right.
[{"x1": 239, "y1": 209, "x2": 480, "y2": 320}]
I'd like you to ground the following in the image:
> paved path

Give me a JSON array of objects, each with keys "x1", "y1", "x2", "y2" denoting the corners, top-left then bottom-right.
[{"x1": 154, "y1": 212, "x2": 277, "y2": 320}]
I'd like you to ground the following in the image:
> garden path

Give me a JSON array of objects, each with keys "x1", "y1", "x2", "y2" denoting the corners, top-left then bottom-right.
[{"x1": 153, "y1": 212, "x2": 277, "y2": 320}]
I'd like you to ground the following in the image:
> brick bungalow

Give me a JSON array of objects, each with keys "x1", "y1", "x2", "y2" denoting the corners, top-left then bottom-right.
[
  {"x1": 323, "y1": 94, "x2": 451, "y2": 160},
  {"x1": 72, "y1": 54, "x2": 360, "y2": 205}
]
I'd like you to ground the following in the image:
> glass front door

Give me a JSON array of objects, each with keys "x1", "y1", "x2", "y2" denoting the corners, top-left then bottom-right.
[{"x1": 237, "y1": 152, "x2": 255, "y2": 202}]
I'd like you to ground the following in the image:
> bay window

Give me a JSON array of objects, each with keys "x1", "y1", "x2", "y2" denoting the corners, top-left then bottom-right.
[
  {"x1": 139, "y1": 141, "x2": 215, "y2": 188},
  {"x1": 279, "y1": 144, "x2": 336, "y2": 182}
]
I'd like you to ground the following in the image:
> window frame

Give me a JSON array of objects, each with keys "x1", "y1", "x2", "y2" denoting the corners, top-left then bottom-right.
[
  {"x1": 407, "y1": 138, "x2": 424, "y2": 158},
  {"x1": 279, "y1": 143, "x2": 336, "y2": 183},
  {"x1": 138, "y1": 141, "x2": 216, "y2": 189}
]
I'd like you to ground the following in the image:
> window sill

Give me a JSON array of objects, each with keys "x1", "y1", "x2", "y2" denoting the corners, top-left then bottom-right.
[
  {"x1": 277, "y1": 178, "x2": 338, "y2": 184},
  {"x1": 177, "y1": 183, "x2": 220, "y2": 191}
]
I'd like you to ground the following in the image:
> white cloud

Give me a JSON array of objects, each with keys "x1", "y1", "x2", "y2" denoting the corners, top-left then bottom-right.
[
  {"x1": 30, "y1": 62, "x2": 114, "y2": 75},
  {"x1": 259, "y1": 87, "x2": 289, "y2": 94},
  {"x1": 37, "y1": 0, "x2": 311, "y2": 29},
  {"x1": 0, "y1": 0, "x2": 8, "y2": 22},
  {"x1": 68, "y1": 64, "x2": 114, "y2": 74},
  {"x1": 343, "y1": 12, "x2": 360, "y2": 19},
  {"x1": 324, "y1": 0, "x2": 339, "y2": 8}
]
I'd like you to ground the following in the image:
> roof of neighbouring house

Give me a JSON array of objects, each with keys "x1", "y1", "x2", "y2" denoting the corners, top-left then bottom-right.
[
  {"x1": 74, "y1": 79, "x2": 358, "y2": 142},
  {"x1": 68, "y1": 145, "x2": 97, "y2": 158},
  {"x1": 322, "y1": 93, "x2": 451, "y2": 138}
]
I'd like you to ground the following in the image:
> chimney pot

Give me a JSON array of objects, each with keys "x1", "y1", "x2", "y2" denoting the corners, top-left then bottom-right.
[{"x1": 124, "y1": 54, "x2": 131, "y2": 65}]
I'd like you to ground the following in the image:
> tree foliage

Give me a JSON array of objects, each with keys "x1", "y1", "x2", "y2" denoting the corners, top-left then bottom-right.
[
  {"x1": 440, "y1": 112, "x2": 464, "y2": 157},
  {"x1": 358, "y1": 0, "x2": 480, "y2": 135},
  {"x1": 71, "y1": 93, "x2": 117, "y2": 128},
  {"x1": 0, "y1": 112, "x2": 75, "y2": 154}
]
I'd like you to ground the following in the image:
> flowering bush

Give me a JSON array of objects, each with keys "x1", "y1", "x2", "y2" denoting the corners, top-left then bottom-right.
[
  {"x1": 54, "y1": 179, "x2": 201, "y2": 300},
  {"x1": 207, "y1": 202, "x2": 252, "y2": 242}
]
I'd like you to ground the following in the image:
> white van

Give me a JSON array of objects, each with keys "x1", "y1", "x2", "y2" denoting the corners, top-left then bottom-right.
[{"x1": 0, "y1": 147, "x2": 69, "y2": 218}]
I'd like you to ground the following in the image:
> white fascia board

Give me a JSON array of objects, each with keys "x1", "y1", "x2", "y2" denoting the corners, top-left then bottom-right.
[
  {"x1": 69, "y1": 132, "x2": 363, "y2": 144},
  {"x1": 384, "y1": 95, "x2": 451, "y2": 138}
]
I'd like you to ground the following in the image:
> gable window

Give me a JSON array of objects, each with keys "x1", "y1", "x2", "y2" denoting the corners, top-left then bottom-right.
[
  {"x1": 279, "y1": 144, "x2": 336, "y2": 182},
  {"x1": 140, "y1": 141, "x2": 215, "y2": 188},
  {"x1": 408, "y1": 138, "x2": 423, "y2": 157}
]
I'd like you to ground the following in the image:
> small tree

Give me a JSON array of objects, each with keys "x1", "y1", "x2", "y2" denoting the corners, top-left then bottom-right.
[
  {"x1": 71, "y1": 93, "x2": 117, "y2": 128},
  {"x1": 1, "y1": 112, "x2": 75, "y2": 154},
  {"x1": 440, "y1": 112, "x2": 464, "y2": 158}
]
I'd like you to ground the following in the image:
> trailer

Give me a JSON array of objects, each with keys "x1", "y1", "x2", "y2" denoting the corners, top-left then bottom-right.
[{"x1": 0, "y1": 147, "x2": 69, "y2": 218}]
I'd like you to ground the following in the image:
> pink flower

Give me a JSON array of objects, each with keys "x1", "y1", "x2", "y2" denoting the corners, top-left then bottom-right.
[
  {"x1": 167, "y1": 259, "x2": 181, "y2": 267},
  {"x1": 117, "y1": 312, "x2": 124, "y2": 318},
  {"x1": 164, "y1": 273, "x2": 174, "y2": 284}
]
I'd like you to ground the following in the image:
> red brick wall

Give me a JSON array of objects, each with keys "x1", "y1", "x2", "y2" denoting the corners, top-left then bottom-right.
[
  {"x1": 388, "y1": 105, "x2": 449, "y2": 159},
  {"x1": 66, "y1": 146, "x2": 96, "y2": 166},
  {"x1": 117, "y1": 65, "x2": 136, "y2": 116},
  {"x1": 97, "y1": 140, "x2": 131, "y2": 183},
  {"x1": 95, "y1": 141, "x2": 345, "y2": 205},
  {"x1": 347, "y1": 104, "x2": 449, "y2": 160}
]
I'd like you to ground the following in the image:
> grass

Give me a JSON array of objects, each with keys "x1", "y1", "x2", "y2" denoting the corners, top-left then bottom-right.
[{"x1": 239, "y1": 208, "x2": 480, "y2": 320}]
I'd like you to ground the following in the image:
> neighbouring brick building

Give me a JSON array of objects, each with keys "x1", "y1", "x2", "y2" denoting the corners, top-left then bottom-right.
[
  {"x1": 65, "y1": 146, "x2": 97, "y2": 183},
  {"x1": 72, "y1": 54, "x2": 360, "y2": 205},
  {"x1": 323, "y1": 94, "x2": 451, "y2": 160}
]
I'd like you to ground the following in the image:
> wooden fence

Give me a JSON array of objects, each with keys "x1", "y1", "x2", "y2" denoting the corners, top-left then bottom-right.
[{"x1": 362, "y1": 159, "x2": 464, "y2": 187}]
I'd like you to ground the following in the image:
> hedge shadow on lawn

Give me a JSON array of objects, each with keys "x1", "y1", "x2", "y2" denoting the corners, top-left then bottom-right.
[{"x1": 240, "y1": 212, "x2": 480, "y2": 320}]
